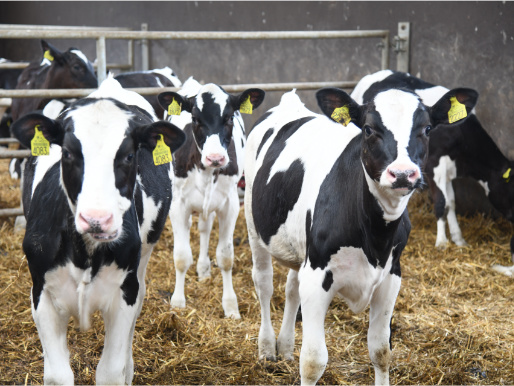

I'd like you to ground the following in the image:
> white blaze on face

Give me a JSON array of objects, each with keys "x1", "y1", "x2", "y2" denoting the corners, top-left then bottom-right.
[
  {"x1": 195, "y1": 84, "x2": 231, "y2": 168},
  {"x1": 70, "y1": 49, "x2": 90, "y2": 66},
  {"x1": 66, "y1": 100, "x2": 133, "y2": 239},
  {"x1": 373, "y1": 89, "x2": 422, "y2": 187}
]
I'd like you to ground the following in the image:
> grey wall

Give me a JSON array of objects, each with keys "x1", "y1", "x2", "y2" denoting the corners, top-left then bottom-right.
[{"x1": 1, "y1": 1, "x2": 513, "y2": 160}]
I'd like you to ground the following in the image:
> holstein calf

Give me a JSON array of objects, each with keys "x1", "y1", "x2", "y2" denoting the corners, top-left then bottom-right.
[
  {"x1": 115, "y1": 67, "x2": 182, "y2": 119},
  {"x1": 10, "y1": 76, "x2": 185, "y2": 385},
  {"x1": 244, "y1": 87, "x2": 477, "y2": 384},
  {"x1": 352, "y1": 70, "x2": 514, "y2": 269},
  {"x1": 158, "y1": 78, "x2": 265, "y2": 318},
  {"x1": 11, "y1": 39, "x2": 97, "y2": 121}
]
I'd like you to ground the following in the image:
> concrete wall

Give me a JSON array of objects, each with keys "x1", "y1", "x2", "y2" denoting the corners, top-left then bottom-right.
[{"x1": 1, "y1": 1, "x2": 512, "y2": 161}]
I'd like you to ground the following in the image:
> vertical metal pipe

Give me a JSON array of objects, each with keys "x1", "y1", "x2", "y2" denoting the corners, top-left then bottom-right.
[
  {"x1": 396, "y1": 22, "x2": 410, "y2": 73},
  {"x1": 141, "y1": 23, "x2": 149, "y2": 71},
  {"x1": 127, "y1": 38, "x2": 134, "y2": 71},
  {"x1": 96, "y1": 36, "x2": 107, "y2": 84},
  {"x1": 381, "y1": 31, "x2": 390, "y2": 70}
]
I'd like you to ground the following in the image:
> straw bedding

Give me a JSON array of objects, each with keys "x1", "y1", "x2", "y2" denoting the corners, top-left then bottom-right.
[{"x1": 0, "y1": 157, "x2": 513, "y2": 385}]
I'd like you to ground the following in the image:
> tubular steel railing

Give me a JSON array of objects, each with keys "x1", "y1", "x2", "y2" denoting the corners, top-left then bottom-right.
[{"x1": 0, "y1": 25, "x2": 396, "y2": 218}]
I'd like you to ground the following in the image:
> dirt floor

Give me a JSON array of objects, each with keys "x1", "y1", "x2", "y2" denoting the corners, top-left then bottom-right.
[{"x1": 0, "y1": 157, "x2": 513, "y2": 385}]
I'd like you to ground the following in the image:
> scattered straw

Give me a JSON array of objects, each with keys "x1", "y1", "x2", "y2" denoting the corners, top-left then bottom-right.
[{"x1": 1, "y1": 158, "x2": 513, "y2": 385}]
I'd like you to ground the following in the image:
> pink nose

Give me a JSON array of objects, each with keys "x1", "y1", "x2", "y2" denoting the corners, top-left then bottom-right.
[
  {"x1": 386, "y1": 165, "x2": 420, "y2": 185},
  {"x1": 205, "y1": 154, "x2": 226, "y2": 167},
  {"x1": 78, "y1": 210, "x2": 114, "y2": 233}
]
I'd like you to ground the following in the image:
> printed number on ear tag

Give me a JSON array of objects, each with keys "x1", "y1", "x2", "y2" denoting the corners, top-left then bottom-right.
[
  {"x1": 448, "y1": 96, "x2": 467, "y2": 124},
  {"x1": 44, "y1": 50, "x2": 54, "y2": 62},
  {"x1": 331, "y1": 105, "x2": 351, "y2": 127},
  {"x1": 240, "y1": 95, "x2": 253, "y2": 115},
  {"x1": 31, "y1": 125, "x2": 50, "y2": 156},
  {"x1": 153, "y1": 134, "x2": 172, "y2": 165},
  {"x1": 167, "y1": 98, "x2": 181, "y2": 116}
]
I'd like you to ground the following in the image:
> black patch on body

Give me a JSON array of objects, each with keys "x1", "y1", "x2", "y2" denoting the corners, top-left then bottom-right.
[
  {"x1": 252, "y1": 116, "x2": 314, "y2": 244},
  {"x1": 361, "y1": 71, "x2": 435, "y2": 103},
  {"x1": 307, "y1": 135, "x2": 407, "y2": 276},
  {"x1": 322, "y1": 270, "x2": 334, "y2": 292},
  {"x1": 256, "y1": 128, "x2": 274, "y2": 159}
]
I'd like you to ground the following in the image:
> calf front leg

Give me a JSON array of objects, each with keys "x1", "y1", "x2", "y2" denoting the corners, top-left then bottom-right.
[
  {"x1": 170, "y1": 209, "x2": 193, "y2": 309},
  {"x1": 32, "y1": 290, "x2": 74, "y2": 385},
  {"x1": 197, "y1": 212, "x2": 215, "y2": 280},
  {"x1": 368, "y1": 272, "x2": 401, "y2": 386},
  {"x1": 216, "y1": 191, "x2": 240, "y2": 319}
]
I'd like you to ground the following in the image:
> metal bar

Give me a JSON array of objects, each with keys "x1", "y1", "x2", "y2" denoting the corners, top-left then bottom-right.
[
  {"x1": 396, "y1": 22, "x2": 411, "y2": 73},
  {"x1": 0, "y1": 80, "x2": 358, "y2": 99},
  {"x1": 0, "y1": 24, "x2": 129, "y2": 31},
  {"x1": 96, "y1": 36, "x2": 107, "y2": 84},
  {"x1": 141, "y1": 23, "x2": 149, "y2": 71},
  {"x1": 381, "y1": 31, "x2": 390, "y2": 70},
  {"x1": 0, "y1": 29, "x2": 389, "y2": 40},
  {"x1": 0, "y1": 208, "x2": 23, "y2": 218},
  {"x1": 0, "y1": 149, "x2": 31, "y2": 158},
  {"x1": 0, "y1": 138, "x2": 18, "y2": 145}
]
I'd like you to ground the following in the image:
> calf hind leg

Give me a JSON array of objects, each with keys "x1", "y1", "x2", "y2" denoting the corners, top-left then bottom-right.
[{"x1": 277, "y1": 269, "x2": 300, "y2": 360}]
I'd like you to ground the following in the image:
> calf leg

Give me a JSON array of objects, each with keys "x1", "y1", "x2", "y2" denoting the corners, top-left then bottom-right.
[
  {"x1": 197, "y1": 212, "x2": 215, "y2": 280},
  {"x1": 32, "y1": 290, "x2": 74, "y2": 385},
  {"x1": 368, "y1": 272, "x2": 401, "y2": 386},
  {"x1": 298, "y1": 266, "x2": 333, "y2": 385},
  {"x1": 249, "y1": 233, "x2": 276, "y2": 360},
  {"x1": 170, "y1": 209, "x2": 193, "y2": 309},
  {"x1": 97, "y1": 292, "x2": 141, "y2": 385},
  {"x1": 277, "y1": 269, "x2": 300, "y2": 360},
  {"x1": 216, "y1": 190, "x2": 240, "y2": 319}
]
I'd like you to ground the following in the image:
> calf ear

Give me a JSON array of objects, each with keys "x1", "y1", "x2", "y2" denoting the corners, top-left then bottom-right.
[
  {"x1": 430, "y1": 88, "x2": 479, "y2": 127},
  {"x1": 232, "y1": 88, "x2": 266, "y2": 112},
  {"x1": 134, "y1": 120, "x2": 186, "y2": 154},
  {"x1": 40, "y1": 40, "x2": 64, "y2": 64},
  {"x1": 316, "y1": 88, "x2": 362, "y2": 126},
  {"x1": 158, "y1": 92, "x2": 193, "y2": 115},
  {"x1": 10, "y1": 113, "x2": 64, "y2": 148}
]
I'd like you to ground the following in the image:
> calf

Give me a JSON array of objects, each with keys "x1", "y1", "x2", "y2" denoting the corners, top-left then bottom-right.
[
  {"x1": 11, "y1": 39, "x2": 97, "y2": 121},
  {"x1": 244, "y1": 87, "x2": 477, "y2": 384},
  {"x1": 352, "y1": 70, "x2": 514, "y2": 266},
  {"x1": 10, "y1": 76, "x2": 185, "y2": 385},
  {"x1": 115, "y1": 67, "x2": 182, "y2": 119},
  {"x1": 158, "y1": 78, "x2": 265, "y2": 318}
]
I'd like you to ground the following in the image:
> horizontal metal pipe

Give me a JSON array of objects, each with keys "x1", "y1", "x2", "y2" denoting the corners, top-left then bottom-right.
[
  {"x1": 0, "y1": 29, "x2": 389, "y2": 40},
  {"x1": 0, "y1": 81, "x2": 356, "y2": 99},
  {"x1": 0, "y1": 149, "x2": 31, "y2": 158},
  {"x1": 0, "y1": 208, "x2": 23, "y2": 218},
  {"x1": 0, "y1": 138, "x2": 18, "y2": 144}
]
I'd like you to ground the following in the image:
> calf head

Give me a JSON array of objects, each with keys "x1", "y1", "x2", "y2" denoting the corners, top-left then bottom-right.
[
  {"x1": 317, "y1": 87, "x2": 478, "y2": 198},
  {"x1": 40, "y1": 40, "x2": 98, "y2": 90},
  {"x1": 11, "y1": 99, "x2": 185, "y2": 243},
  {"x1": 158, "y1": 84, "x2": 265, "y2": 169}
]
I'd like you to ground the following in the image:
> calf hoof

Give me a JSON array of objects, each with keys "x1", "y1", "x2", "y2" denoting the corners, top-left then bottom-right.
[
  {"x1": 492, "y1": 264, "x2": 514, "y2": 277},
  {"x1": 222, "y1": 298, "x2": 240, "y2": 319},
  {"x1": 170, "y1": 295, "x2": 186, "y2": 309}
]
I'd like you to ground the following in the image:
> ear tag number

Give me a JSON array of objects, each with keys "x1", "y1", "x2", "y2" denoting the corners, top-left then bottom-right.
[
  {"x1": 31, "y1": 125, "x2": 50, "y2": 156},
  {"x1": 153, "y1": 134, "x2": 172, "y2": 165},
  {"x1": 167, "y1": 98, "x2": 181, "y2": 116},
  {"x1": 503, "y1": 168, "x2": 511, "y2": 183},
  {"x1": 44, "y1": 50, "x2": 54, "y2": 62},
  {"x1": 448, "y1": 96, "x2": 467, "y2": 124},
  {"x1": 331, "y1": 105, "x2": 351, "y2": 127},
  {"x1": 240, "y1": 95, "x2": 253, "y2": 115}
]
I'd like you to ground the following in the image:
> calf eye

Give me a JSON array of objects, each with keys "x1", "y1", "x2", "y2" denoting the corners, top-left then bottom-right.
[
  {"x1": 364, "y1": 125, "x2": 374, "y2": 137},
  {"x1": 192, "y1": 117, "x2": 199, "y2": 125},
  {"x1": 125, "y1": 153, "x2": 134, "y2": 163},
  {"x1": 423, "y1": 125, "x2": 432, "y2": 136},
  {"x1": 62, "y1": 149, "x2": 72, "y2": 160}
]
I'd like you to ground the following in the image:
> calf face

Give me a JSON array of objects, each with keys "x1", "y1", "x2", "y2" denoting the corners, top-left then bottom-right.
[
  {"x1": 317, "y1": 87, "x2": 478, "y2": 215},
  {"x1": 158, "y1": 84, "x2": 264, "y2": 169},
  {"x1": 11, "y1": 101, "x2": 185, "y2": 243}
]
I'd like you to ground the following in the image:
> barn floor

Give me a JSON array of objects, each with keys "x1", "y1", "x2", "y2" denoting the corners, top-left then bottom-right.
[{"x1": 0, "y1": 157, "x2": 513, "y2": 385}]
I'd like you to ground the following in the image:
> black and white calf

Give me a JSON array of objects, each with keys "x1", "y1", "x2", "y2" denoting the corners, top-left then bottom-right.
[
  {"x1": 158, "y1": 77, "x2": 265, "y2": 318},
  {"x1": 115, "y1": 67, "x2": 182, "y2": 119},
  {"x1": 351, "y1": 70, "x2": 514, "y2": 267},
  {"x1": 244, "y1": 86, "x2": 477, "y2": 384},
  {"x1": 10, "y1": 76, "x2": 185, "y2": 384}
]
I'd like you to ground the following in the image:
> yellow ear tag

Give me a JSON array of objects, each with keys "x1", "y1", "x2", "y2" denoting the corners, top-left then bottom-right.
[
  {"x1": 153, "y1": 134, "x2": 172, "y2": 166},
  {"x1": 31, "y1": 125, "x2": 50, "y2": 156},
  {"x1": 44, "y1": 50, "x2": 54, "y2": 62},
  {"x1": 331, "y1": 105, "x2": 351, "y2": 127},
  {"x1": 503, "y1": 168, "x2": 511, "y2": 182},
  {"x1": 448, "y1": 96, "x2": 467, "y2": 124},
  {"x1": 167, "y1": 98, "x2": 181, "y2": 116},
  {"x1": 240, "y1": 95, "x2": 253, "y2": 115}
]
